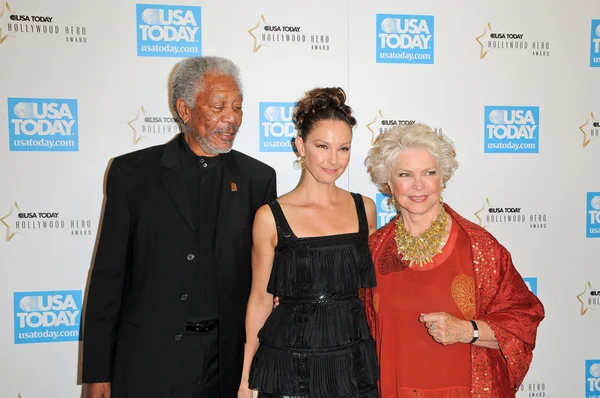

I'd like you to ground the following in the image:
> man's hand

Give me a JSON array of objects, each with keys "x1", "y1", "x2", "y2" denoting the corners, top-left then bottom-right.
[{"x1": 87, "y1": 382, "x2": 111, "y2": 398}]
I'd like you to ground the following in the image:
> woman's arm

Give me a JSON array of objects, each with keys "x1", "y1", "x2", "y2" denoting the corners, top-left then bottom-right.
[
  {"x1": 238, "y1": 205, "x2": 277, "y2": 396},
  {"x1": 471, "y1": 320, "x2": 499, "y2": 349}
]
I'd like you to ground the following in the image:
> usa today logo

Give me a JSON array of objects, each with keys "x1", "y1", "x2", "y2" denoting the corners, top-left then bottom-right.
[
  {"x1": 591, "y1": 20, "x2": 600, "y2": 67},
  {"x1": 259, "y1": 102, "x2": 296, "y2": 152},
  {"x1": 136, "y1": 4, "x2": 201, "y2": 57},
  {"x1": 523, "y1": 277, "x2": 538, "y2": 296},
  {"x1": 8, "y1": 98, "x2": 78, "y2": 152},
  {"x1": 586, "y1": 360, "x2": 600, "y2": 397},
  {"x1": 587, "y1": 192, "x2": 600, "y2": 238},
  {"x1": 376, "y1": 14, "x2": 434, "y2": 64},
  {"x1": 14, "y1": 290, "x2": 82, "y2": 344},
  {"x1": 484, "y1": 106, "x2": 539, "y2": 153},
  {"x1": 376, "y1": 193, "x2": 396, "y2": 228}
]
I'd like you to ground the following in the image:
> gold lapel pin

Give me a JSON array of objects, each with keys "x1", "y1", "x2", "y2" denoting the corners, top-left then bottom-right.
[{"x1": 231, "y1": 182, "x2": 237, "y2": 192}]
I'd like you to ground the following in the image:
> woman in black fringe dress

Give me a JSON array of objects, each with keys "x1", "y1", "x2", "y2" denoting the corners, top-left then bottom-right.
[{"x1": 238, "y1": 87, "x2": 379, "y2": 398}]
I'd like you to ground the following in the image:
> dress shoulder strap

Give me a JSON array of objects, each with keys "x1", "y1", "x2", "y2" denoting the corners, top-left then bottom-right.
[
  {"x1": 350, "y1": 192, "x2": 369, "y2": 236},
  {"x1": 266, "y1": 199, "x2": 294, "y2": 240}
]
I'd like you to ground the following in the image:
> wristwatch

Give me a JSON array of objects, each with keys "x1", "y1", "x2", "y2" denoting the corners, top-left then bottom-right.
[{"x1": 469, "y1": 320, "x2": 479, "y2": 344}]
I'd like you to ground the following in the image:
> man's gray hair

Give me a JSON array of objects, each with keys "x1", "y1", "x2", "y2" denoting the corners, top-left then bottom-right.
[{"x1": 170, "y1": 56, "x2": 243, "y2": 125}]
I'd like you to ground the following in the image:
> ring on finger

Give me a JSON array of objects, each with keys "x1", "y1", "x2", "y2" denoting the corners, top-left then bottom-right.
[{"x1": 430, "y1": 321, "x2": 435, "y2": 331}]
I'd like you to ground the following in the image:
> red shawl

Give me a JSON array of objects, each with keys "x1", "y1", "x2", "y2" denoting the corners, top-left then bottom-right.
[{"x1": 362, "y1": 204, "x2": 545, "y2": 397}]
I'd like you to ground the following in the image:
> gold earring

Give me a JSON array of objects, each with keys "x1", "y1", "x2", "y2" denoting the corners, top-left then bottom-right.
[
  {"x1": 391, "y1": 196, "x2": 397, "y2": 209},
  {"x1": 293, "y1": 156, "x2": 305, "y2": 170}
]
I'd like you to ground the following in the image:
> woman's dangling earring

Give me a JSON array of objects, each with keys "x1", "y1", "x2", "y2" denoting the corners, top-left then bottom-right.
[
  {"x1": 391, "y1": 196, "x2": 397, "y2": 210},
  {"x1": 293, "y1": 156, "x2": 305, "y2": 170}
]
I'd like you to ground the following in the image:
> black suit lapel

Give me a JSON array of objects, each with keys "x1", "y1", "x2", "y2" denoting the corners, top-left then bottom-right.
[{"x1": 159, "y1": 134, "x2": 195, "y2": 235}]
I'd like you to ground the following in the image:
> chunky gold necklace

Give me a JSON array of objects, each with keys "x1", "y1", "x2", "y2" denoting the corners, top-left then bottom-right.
[{"x1": 394, "y1": 205, "x2": 449, "y2": 267}]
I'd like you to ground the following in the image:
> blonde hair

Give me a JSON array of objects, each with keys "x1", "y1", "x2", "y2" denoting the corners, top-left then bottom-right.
[{"x1": 365, "y1": 123, "x2": 458, "y2": 196}]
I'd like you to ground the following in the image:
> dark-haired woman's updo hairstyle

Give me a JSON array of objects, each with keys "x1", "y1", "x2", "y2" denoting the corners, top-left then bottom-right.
[{"x1": 293, "y1": 87, "x2": 357, "y2": 139}]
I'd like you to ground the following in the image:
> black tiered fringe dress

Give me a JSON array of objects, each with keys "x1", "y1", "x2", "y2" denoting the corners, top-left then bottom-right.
[{"x1": 249, "y1": 193, "x2": 379, "y2": 398}]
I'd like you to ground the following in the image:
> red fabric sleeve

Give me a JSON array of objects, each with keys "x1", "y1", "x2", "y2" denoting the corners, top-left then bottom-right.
[{"x1": 481, "y1": 244, "x2": 545, "y2": 389}]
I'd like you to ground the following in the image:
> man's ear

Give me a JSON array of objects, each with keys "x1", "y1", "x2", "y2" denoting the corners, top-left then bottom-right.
[{"x1": 176, "y1": 98, "x2": 191, "y2": 124}]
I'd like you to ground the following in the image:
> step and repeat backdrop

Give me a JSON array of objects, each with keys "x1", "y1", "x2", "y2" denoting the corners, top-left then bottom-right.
[{"x1": 0, "y1": 0, "x2": 599, "y2": 396}]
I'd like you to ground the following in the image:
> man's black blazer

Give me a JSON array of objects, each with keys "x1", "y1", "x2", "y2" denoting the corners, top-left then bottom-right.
[{"x1": 82, "y1": 134, "x2": 277, "y2": 397}]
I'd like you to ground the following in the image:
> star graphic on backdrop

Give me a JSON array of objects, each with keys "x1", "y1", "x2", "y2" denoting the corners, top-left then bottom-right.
[
  {"x1": 475, "y1": 23, "x2": 493, "y2": 59},
  {"x1": 366, "y1": 110, "x2": 383, "y2": 145},
  {"x1": 579, "y1": 112, "x2": 598, "y2": 148},
  {"x1": 1, "y1": 201, "x2": 20, "y2": 241},
  {"x1": 248, "y1": 15, "x2": 267, "y2": 53},
  {"x1": 577, "y1": 281, "x2": 595, "y2": 316},
  {"x1": 127, "y1": 106, "x2": 146, "y2": 145},
  {"x1": 0, "y1": 2, "x2": 14, "y2": 44},
  {"x1": 474, "y1": 198, "x2": 491, "y2": 228}
]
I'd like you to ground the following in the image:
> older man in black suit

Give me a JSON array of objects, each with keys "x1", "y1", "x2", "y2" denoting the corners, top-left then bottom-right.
[{"x1": 82, "y1": 56, "x2": 277, "y2": 398}]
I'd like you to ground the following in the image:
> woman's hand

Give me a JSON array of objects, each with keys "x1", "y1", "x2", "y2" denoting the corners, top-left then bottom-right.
[
  {"x1": 418, "y1": 312, "x2": 473, "y2": 345},
  {"x1": 238, "y1": 384, "x2": 254, "y2": 398}
]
